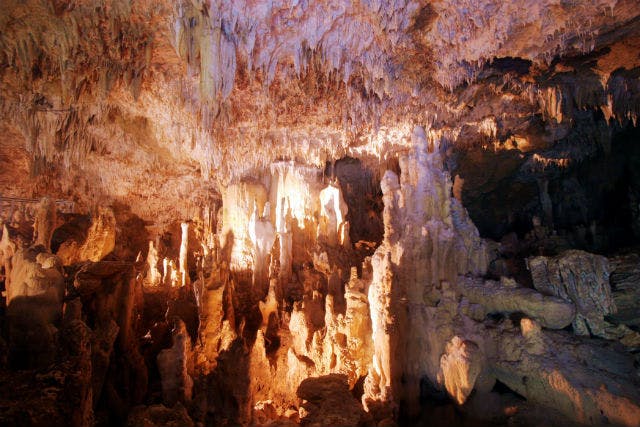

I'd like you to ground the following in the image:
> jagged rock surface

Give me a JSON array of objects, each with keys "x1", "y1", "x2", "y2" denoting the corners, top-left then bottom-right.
[
  {"x1": 157, "y1": 318, "x2": 194, "y2": 406},
  {"x1": 57, "y1": 207, "x2": 116, "y2": 265},
  {"x1": 6, "y1": 246, "x2": 64, "y2": 368},
  {"x1": 491, "y1": 319, "x2": 640, "y2": 427},
  {"x1": 609, "y1": 253, "x2": 640, "y2": 327},
  {"x1": 457, "y1": 276, "x2": 575, "y2": 329},
  {"x1": 529, "y1": 250, "x2": 615, "y2": 336}
]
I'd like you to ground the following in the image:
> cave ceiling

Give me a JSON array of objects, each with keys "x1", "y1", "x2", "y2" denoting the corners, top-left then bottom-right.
[{"x1": 1, "y1": 0, "x2": 640, "y2": 226}]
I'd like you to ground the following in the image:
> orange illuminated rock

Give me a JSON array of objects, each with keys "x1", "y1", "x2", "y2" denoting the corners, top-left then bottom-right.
[{"x1": 57, "y1": 207, "x2": 116, "y2": 265}]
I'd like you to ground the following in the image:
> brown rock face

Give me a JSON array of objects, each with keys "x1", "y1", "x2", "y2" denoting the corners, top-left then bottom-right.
[
  {"x1": 57, "y1": 207, "x2": 116, "y2": 265},
  {"x1": 296, "y1": 374, "x2": 369, "y2": 427},
  {"x1": 457, "y1": 276, "x2": 575, "y2": 329},
  {"x1": 6, "y1": 246, "x2": 64, "y2": 368},
  {"x1": 157, "y1": 318, "x2": 194, "y2": 406},
  {"x1": 529, "y1": 250, "x2": 615, "y2": 336}
]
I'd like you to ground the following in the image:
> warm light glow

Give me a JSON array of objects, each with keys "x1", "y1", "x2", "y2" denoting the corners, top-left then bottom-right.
[{"x1": 271, "y1": 161, "x2": 321, "y2": 231}]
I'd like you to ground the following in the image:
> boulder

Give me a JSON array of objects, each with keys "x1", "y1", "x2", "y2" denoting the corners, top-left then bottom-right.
[
  {"x1": 528, "y1": 250, "x2": 614, "y2": 336},
  {"x1": 126, "y1": 403, "x2": 194, "y2": 427},
  {"x1": 609, "y1": 253, "x2": 640, "y2": 327},
  {"x1": 296, "y1": 374, "x2": 368, "y2": 427}
]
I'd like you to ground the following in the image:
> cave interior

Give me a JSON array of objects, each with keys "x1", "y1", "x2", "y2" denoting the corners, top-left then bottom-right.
[{"x1": 1, "y1": 1, "x2": 640, "y2": 426}]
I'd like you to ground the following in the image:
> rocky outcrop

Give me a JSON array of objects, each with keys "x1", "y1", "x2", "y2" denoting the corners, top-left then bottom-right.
[
  {"x1": 6, "y1": 246, "x2": 64, "y2": 368},
  {"x1": 157, "y1": 318, "x2": 194, "y2": 406},
  {"x1": 457, "y1": 276, "x2": 575, "y2": 329},
  {"x1": 126, "y1": 403, "x2": 194, "y2": 427},
  {"x1": 491, "y1": 318, "x2": 640, "y2": 427},
  {"x1": 437, "y1": 336, "x2": 484, "y2": 405},
  {"x1": 296, "y1": 374, "x2": 369, "y2": 427},
  {"x1": 609, "y1": 253, "x2": 640, "y2": 327},
  {"x1": 57, "y1": 207, "x2": 116, "y2": 265},
  {"x1": 529, "y1": 250, "x2": 615, "y2": 337}
]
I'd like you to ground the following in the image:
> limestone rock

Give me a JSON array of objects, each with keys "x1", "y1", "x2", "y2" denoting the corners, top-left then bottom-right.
[
  {"x1": 528, "y1": 250, "x2": 615, "y2": 336},
  {"x1": 438, "y1": 336, "x2": 484, "y2": 405},
  {"x1": 157, "y1": 318, "x2": 194, "y2": 406},
  {"x1": 126, "y1": 403, "x2": 194, "y2": 427},
  {"x1": 33, "y1": 197, "x2": 57, "y2": 251},
  {"x1": 6, "y1": 246, "x2": 65, "y2": 368},
  {"x1": 297, "y1": 374, "x2": 368, "y2": 427},
  {"x1": 457, "y1": 276, "x2": 575, "y2": 329},
  {"x1": 491, "y1": 323, "x2": 640, "y2": 427},
  {"x1": 609, "y1": 253, "x2": 640, "y2": 327},
  {"x1": 57, "y1": 207, "x2": 116, "y2": 265}
]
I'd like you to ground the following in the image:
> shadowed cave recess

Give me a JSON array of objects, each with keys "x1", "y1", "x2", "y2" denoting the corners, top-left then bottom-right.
[{"x1": 1, "y1": 1, "x2": 640, "y2": 426}]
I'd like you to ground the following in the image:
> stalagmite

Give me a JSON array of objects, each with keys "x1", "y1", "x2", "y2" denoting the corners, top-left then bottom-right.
[
  {"x1": 157, "y1": 318, "x2": 194, "y2": 406},
  {"x1": 6, "y1": 246, "x2": 65, "y2": 367},
  {"x1": 33, "y1": 197, "x2": 56, "y2": 251},
  {"x1": 179, "y1": 222, "x2": 189, "y2": 287},
  {"x1": 249, "y1": 202, "x2": 276, "y2": 298},
  {"x1": 438, "y1": 336, "x2": 483, "y2": 405},
  {"x1": 144, "y1": 241, "x2": 161, "y2": 287},
  {"x1": 221, "y1": 182, "x2": 268, "y2": 271},
  {"x1": 258, "y1": 280, "x2": 278, "y2": 330},
  {"x1": 318, "y1": 182, "x2": 349, "y2": 247},
  {"x1": 276, "y1": 197, "x2": 293, "y2": 287},
  {"x1": 0, "y1": 225, "x2": 16, "y2": 292}
]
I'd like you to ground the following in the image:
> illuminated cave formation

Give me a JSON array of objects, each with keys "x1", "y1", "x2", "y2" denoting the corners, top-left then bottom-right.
[{"x1": 1, "y1": 1, "x2": 640, "y2": 426}]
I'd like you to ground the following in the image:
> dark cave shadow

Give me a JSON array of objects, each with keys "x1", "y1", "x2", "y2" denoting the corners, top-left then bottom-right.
[
  {"x1": 296, "y1": 374, "x2": 369, "y2": 427},
  {"x1": 195, "y1": 229, "x2": 262, "y2": 426}
]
